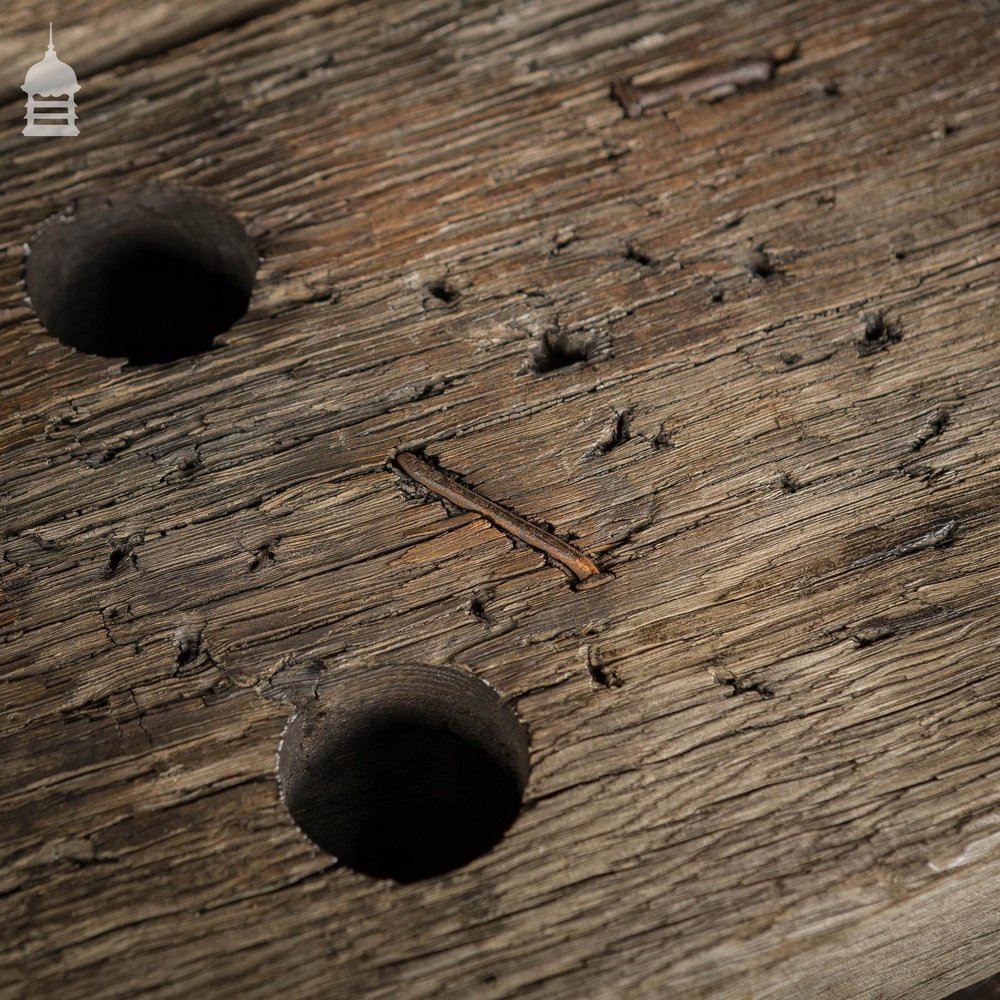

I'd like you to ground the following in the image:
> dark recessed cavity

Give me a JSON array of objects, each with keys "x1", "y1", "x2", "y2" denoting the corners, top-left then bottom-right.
[
  {"x1": 856, "y1": 310, "x2": 903, "y2": 356},
  {"x1": 625, "y1": 240, "x2": 657, "y2": 267},
  {"x1": 278, "y1": 664, "x2": 530, "y2": 883},
  {"x1": 778, "y1": 471, "x2": 800, "y2": 494},
  {"x1": 425, "y1": 278, "x2": 459, "y2": 306},
  {"x1": 25, "y1": 187, "x2": 257, "y2": 365},
  {"x1": 530, "y1": 328, "x2": 604, "y2": 374},
  {"x1": 747, "y1": 245, "x2": 778, "y2": 279}
]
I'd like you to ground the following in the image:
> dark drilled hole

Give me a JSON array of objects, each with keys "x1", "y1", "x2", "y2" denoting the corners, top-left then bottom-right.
[
  {"x1": 25, "y1": 187, "x2": 257, "y2": 365},
  {"x1": 278, "y1": 664, "x2": 530, "y2": 883}
]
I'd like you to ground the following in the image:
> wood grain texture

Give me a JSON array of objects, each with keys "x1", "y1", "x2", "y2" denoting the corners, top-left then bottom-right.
[{"x1": 2, "y1": 0, "x2": 999, "y2": 998}]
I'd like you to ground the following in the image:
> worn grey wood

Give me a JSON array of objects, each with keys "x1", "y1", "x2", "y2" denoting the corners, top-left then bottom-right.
[{"x1": 2, "y1": 0, "x2": 1000, "y2": 997}]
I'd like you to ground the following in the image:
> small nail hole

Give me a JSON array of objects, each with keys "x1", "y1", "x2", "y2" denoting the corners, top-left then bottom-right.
[
  {"x1": 529, "y1": 328, "x2": 604, "y2": 374},
  {"x1": 624, "y1": 240, "x2": 657, "y2": 267},
  {"x1": 650, "y1": 424, "x2": 675, "y2": 450},
  {"x1": 777, "y1": 471, "x2": 800, "y2": 494},
  {"x1": 277, "y1": 664, "x2": 530, "y2": 882},
  {"x1": 747, "y1": 245, "x2": 778, "y2": 280},
  {"x1": 856, "y1": 310, "x2": 903, "y2": 356},
  {"x1": 174, "y1": 628, "x2": 203, "y2": 669},
  {"x1": 25, "y1": 187, "x2": 257, "y2": 365},
  {"x1": 551, "y1": 226, "x2": 576, "y2": 255},
  {"x1": 425, "y1": 279, "x2": 459, "y2": 306},
  {"x1": 467, "y1": 587, "x2": 495, "y2": 625}
]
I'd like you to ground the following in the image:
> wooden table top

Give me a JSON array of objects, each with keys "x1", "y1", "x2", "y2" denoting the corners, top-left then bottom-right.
[{"x1": 2, "y1": 1, "x2": 999, "y2": 997}]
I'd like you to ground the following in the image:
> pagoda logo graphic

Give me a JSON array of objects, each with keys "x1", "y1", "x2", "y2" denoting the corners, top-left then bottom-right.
[{"x1": 22, "y1": 25, "x2": 80, "y2": 137}]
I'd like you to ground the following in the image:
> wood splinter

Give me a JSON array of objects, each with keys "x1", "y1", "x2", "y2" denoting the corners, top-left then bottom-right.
[
  {"x1": 393, "y1": 450, "x2": 607, "y2": 586},
  {"x1": 611, "y1": 43, "x2": 798, "y2": 118}
]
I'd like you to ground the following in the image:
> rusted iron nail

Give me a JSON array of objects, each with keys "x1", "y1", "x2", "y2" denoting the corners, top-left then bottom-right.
[{"x1": 393, "y1": 450, "x2": 606, "y2": 585}]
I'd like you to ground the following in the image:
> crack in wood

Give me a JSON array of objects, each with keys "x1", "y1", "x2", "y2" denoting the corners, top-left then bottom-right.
[
  {"x1": 587, "y1": 408, "x2": 632, "y2": 458},
  {"x1": 850, "y1": 519, "x2": 958, "y2": 570},
  {"x1": 911, "y1": 409, "x2": 951, "y2": 452}
]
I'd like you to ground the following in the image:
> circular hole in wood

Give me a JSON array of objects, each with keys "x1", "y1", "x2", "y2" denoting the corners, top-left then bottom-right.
[
  {"x1": 277, "y1": 664, "x2": 530, "y2": 882},
  {"x1": 25, "y1": 187, "x2": 257, "y2": 365}
]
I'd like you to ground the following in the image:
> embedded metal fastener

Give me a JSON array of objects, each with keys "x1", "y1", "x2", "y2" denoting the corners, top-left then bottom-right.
[{"x1": 394, "y1": 450, "x2": 607, "y2": 585}]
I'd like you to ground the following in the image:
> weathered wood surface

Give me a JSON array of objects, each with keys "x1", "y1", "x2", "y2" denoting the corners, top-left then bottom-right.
[{"x1": 2, "y1": 0, "x2": 1000, "y2": 997}]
